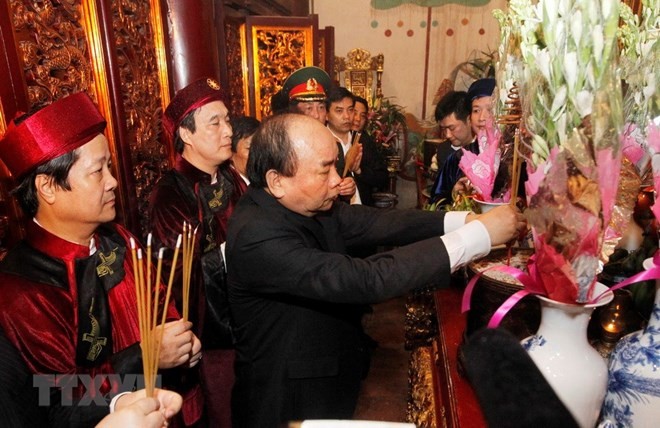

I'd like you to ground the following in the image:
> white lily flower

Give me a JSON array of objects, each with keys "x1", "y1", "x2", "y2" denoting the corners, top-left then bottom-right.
[
  {"x1": 556, "y1": 114, "x2": 567, "y2": 146},
  {"x1": 575, "y1": 90, "x2": 593, "y2": 117},
  {"x1": 537, "y1": 49, "x2": 552, "y2": 82},
  {"x1": 592, "y1": 25, "x2": 604, "y2": 64},
  {"x1": 601, "y1": 0, "x2": 615, "y2": 21},
  {"x1": 551, "y1": 85, "x2": 568, "y2": 117},
  {"x1": 564, "y1": 51, "x2": 578, "y2": 92},
  {"x1": 555, "y1": 20, "x2": 566, "y2": 50},
  {"x1": 586, "y1": 0, "x2": 598, "y2": 25},
  {"x1": 534, "y1": 2, "x2": 545, "y2": 25},
  {"x1": 641, "y1": 40, "x2": 653, "y2": 57},
  {"x1": 586, "y1": 62, "x2": 595, "y2": 88},
  {"x1": 558, "y1": 0, "x2": 570, "y2": 17},
  {"x1": 570, "y1": 10, "x2": 583, "y2": 49},
  {"x1": 543, "y1": 0, "x2": 558, "y2": 25},
  {"x1": 643, "y1": 77, "x2": 656, "y2": 100}
]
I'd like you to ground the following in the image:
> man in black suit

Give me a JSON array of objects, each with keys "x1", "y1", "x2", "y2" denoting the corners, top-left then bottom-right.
[
  {"x1": 351, "y1": 95, "x2": 389, "y2": 207},
  {"x1": 429, "y1": 91, "x2": 476, "y2": 205},
  {"x1": 226, "y1": 113, "x2": 525, "y2": 426}
]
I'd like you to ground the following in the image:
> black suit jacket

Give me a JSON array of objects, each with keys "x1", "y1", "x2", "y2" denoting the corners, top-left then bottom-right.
[
  {"x1": 353, "y1": 132, "x2": 388, "y2": 206},
  {"x1": 226, "y1": 187, "x2": 452, "y2": 426},
  {"x1": 431, "y1": 139, "x2": 479, "y2": 204}
]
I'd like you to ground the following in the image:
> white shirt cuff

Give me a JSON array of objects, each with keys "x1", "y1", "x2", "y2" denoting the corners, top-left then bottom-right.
[
  {"x1": 441, "y1": 220, "x2": 491, "y2": 272},
  {"x1": 443, "y1": 211, "x2": 470, "y2": 233},
  {"x1": 109, "y1": 391, "x2": 132, "y2": 413}
]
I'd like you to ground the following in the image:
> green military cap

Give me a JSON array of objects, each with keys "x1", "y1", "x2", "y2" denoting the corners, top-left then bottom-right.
[{"x1": 282, "y1": 66, "x2": 332, "y2": 102}]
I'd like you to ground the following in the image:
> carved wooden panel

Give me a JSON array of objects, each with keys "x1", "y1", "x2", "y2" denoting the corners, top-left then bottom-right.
[
  {"x1": 9, "y1": 0, "x2": 97, "y2": 108},
  {"x1": 110, "y1": 0, "x2": 170, "y2": 237},
  {"x1": 224, "y1": 17, "x2": 247, "y2": 117},
  {"x1": 242, "y1": 15, "x2": 318, "y2": 119},
  {"x1": 1, "y1": 0, "x2": 101, "y2": 250},
  {"x1": 0, "y1": 0, "x2": 172, "y2": 241}
]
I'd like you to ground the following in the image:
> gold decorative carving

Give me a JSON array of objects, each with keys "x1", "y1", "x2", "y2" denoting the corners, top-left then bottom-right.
[
  {"x1": 110, "y1": 0, "x2": 169, "y2": 236},
  {"x1": 346, "y1": 47, "x2": 373, "y2": 70},
  {"x1": 225, "y1": 20, "x2": 247, "y2": 117},
  {"x1": 405, "y1": 290, "x2": 438, "y2": 350},
  {"x1": 335, "y1": 48, "x2": 384, "y2": 107},
  {"x1": 10, "y1": 0, "x2": 96, "y2": 109},
  {"x1": 407, "y1": 346, "x2": 438, "y2": 428},
  {"x1": 250, "y1": 26, "x2": 313, "y2": 119}
]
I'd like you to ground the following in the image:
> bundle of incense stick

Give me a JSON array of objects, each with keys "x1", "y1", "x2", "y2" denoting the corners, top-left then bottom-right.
[
  {"x1": 130, "y1": 233, "x2": 181, "y2": 397},
  {"x1": 181, "y1": 222, "x2": 198, "y2": 322}
]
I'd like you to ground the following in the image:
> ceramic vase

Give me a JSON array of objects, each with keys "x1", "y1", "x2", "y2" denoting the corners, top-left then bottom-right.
[
  {"x1": 521, "y1": 282, "x2": 613, "y2": 428},
  {"x1": 599, "y1": 258, "x2": 660, "y2": 427}
]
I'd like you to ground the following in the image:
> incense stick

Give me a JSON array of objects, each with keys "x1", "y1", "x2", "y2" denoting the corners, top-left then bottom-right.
[
  {"x1": 181, "y1": 223, "x2": 197, "y2": 322},
  {"x1": 151, "y1": 234, "x2": 181, "y2": 393},
  {"x1": 510, "y1": 128, "x2": 522, "y2": 207},
  {"x1": 181, "y1": 222, "x2": 192, "y2": 321},
  {"x1": 131, "y1": 234, "x2": 181, "y2": 397}
]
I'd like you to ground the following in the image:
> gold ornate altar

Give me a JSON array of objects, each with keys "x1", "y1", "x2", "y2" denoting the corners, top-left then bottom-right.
[{"x1": 334, "y1": 48, "x2": 384, "y2": 107}]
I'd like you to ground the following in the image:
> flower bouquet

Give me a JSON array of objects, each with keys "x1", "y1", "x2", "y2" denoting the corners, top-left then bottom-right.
[
  {"x1": 618, "y1": 0, "x2": 660, "y2": 176},
  {"x1": 512, "y1": 0, "x2": 625, "y2": 304}
]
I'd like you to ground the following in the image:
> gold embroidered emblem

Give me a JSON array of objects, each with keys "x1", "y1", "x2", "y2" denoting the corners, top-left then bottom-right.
[
  {"x1": 208, "y1": 188, "x2": 224, "y2": 209},
  {"x1": 83, "y1": 299, "x2": 107, "y2": 361},
  {"x1": 96, "y1": 247, "x2": 118, "y2": 277},
  {"x1": 207, "y1": 78, "x2": 220, "y2": 90},
  {"x1": 306, "y1": 78, "x2": 318, "y2": 91}
]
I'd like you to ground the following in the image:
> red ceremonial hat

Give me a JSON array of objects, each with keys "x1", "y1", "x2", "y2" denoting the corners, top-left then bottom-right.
[
  {"x1": 0, "y1": 92, "x2": 106, "y2": 178},
  {"x1": 162, "y1": 77, "x2": 226, "y2": 143}
]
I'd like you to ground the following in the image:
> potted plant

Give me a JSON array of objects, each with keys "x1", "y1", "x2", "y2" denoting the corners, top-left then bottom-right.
[{"x1": 366, "y1": 97, "x2": 407, "y2": 160}]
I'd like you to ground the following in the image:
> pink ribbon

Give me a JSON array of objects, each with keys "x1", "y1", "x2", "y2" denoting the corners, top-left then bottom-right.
[
  {"x1": 589, "y1": 251, "x2": 660, "y2": 304},
  {"x1": 461, "y1": 264, "x2": 543, "y2": 312},
  {"x1": 461, "y1": 251, "x2": 660, "y2": 329}
]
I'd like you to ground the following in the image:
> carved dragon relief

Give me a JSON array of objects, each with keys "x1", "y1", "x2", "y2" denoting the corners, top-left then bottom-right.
[
  {"x1": 110, "y1": 0, "x2": 169, "y2": 236},
  {"x1": 10, "y1": 0, "x2": 96, "y2": 109}
]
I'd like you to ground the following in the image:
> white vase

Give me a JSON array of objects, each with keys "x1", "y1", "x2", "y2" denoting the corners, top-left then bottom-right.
[
  {"x1": 599, "y1": 258, "x2": 660, "y2": 427},
  {"x1": 521, "y1": 282, "x2": 613, "y2": 428}
]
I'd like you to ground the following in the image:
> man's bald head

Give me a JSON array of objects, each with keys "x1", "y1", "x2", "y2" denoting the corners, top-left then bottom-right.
[{"x1": 247, "y1": 114, "x2": 336, "y2": 189}]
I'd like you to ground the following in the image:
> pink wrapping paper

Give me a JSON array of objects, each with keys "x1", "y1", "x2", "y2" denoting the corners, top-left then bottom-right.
[{"x1": 459, "y1": 121, "x2": 502, "y2": 202}]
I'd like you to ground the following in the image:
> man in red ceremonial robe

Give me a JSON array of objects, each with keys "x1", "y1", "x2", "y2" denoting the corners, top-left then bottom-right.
[
  {"x1": 148, "y1": 78, "x2": 243, "y2": 427},
  {"x1": 0, "y1": 93, "x2": 202, "y2": 426}
]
